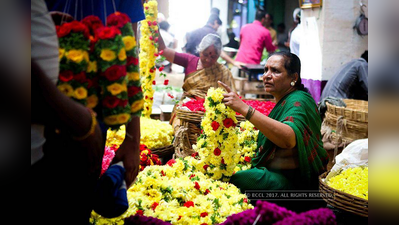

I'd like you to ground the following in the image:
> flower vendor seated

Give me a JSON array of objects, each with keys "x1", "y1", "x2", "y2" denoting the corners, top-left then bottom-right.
[
  {"x1": 158, "y1": 33, "x2": 236, "y2": 99},
  {"x1": 218, "y1": 52, "x2": 329, "y2": 192}
]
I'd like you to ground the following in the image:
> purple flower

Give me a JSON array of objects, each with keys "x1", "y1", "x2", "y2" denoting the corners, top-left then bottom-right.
[
  {"x1": 124, "y1": 215, "x2": 171, "y2": 225},
  {"x1": 273, "y1": 208, "x2": 336, "y2": 225}
]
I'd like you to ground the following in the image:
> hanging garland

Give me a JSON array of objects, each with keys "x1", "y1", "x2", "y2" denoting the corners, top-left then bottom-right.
[{"x1": 139, "y1": 0, "x2": 158, "y2": 118}]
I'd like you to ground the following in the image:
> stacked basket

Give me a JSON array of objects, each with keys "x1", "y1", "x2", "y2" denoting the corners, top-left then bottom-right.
[{"x1": 322, "y1": 99, "x2": 368, "y2": 170}]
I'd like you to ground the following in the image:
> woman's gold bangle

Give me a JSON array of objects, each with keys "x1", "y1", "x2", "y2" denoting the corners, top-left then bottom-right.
[{"x1": 73, "y1": 108, "x2": 97, "y2": 141}]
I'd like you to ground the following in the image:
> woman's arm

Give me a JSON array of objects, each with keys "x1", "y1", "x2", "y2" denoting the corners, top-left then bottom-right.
[
  {"x1": 218, "y1": 81, "x2": 296, "y2": 149},
  {"x1": 158, "y1": 29, "x2": 176, "y2": 64}
]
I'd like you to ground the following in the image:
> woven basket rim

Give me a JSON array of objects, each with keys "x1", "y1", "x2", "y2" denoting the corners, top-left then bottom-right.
[
  {"x1": 326, "y1": 100, "x2": 368, "y2": 113},
  {"x1": 151, "y1": 144, "x2": 175, "y2": 157},
  {"x1": 319, "y1": 171, "x2": 368, "y2": 217}
]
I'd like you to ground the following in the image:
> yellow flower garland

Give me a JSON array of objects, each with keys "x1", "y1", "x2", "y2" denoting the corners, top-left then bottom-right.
[
  {"x1": 235, "y1": 121, "x2": 259, "y2": 172},
  {"x1": 140, "y1": 0, "x2": 158, "y2": 118},
  {"x1": 140, "y1": 117, "x2": 173, "y2": 149}
]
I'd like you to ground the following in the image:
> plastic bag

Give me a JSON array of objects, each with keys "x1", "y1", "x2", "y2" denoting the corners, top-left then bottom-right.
[{"x1": 325, "y1": 138, "x2": 368, "y2": 180}]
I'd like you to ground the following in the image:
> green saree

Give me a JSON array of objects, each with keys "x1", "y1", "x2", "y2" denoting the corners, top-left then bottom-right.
[{"x1": 230, "y1": 90, "x2": 329, "y2": 191}]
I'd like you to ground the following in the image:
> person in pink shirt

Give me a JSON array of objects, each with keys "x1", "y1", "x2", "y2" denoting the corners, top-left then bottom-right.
[{"x1": 236, "y1": 10, "x2": 277, "y2": 65}]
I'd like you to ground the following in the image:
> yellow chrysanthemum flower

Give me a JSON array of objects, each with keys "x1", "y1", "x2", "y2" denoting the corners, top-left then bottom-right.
[
  {"x1": 66, "y1": 49, "x2": 86, "y2": 63},
  {"x1": 118, "y1": 48, "x2": 127, "y2": 61},
  {"x1": 104, "y1": 115, "x2": 119, "y2": 126},
  {"x1": 127, "y1": 72, "x2": 140, "y2": 81},
  {"x1": 73, "y1": 87, "x2": 88, "y2": 100},
  {"x1": 106, "y1": 83, "x2": 126, "y2": 96},
  {"x1": 131, "y1": 99, "x2": 144, "y2": 113},
  {"x1": 117, "y1": 113, "x2": 131, "y2": 124},
  {"x1": 122, "y1": 36, "x2": 136, "y2": 51},
  {"x1": 100, "y1": 49, "x2": 116, "y2": 61},
  {"x1": 87, "y1": 60, "x2": 97, "y2": 73},
  {"x1": 86, "y1": 94, "x2": 98, "y2": 109},
  {"x1": 57, "y1": 83, "x2": 74, "y2": 97},
  {"x1": 59, "y1": 48, "x2": 65, "y2": 60}
]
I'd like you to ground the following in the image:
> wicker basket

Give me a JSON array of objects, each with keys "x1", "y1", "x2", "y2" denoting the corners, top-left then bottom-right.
[
  {"x1": 324, "y1": 99, "x2": 368, "y2": 143},
  {"x1": 319, "y1": 172, "x2": 368, "y2": 217},
  {"x1": 151, "y1": 145, "x2": 175, "y2": 158}
]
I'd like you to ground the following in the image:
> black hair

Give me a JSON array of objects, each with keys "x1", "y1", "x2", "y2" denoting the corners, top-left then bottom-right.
[
  {"x1": 270, "y1": 52, "x2": 309, "y2": 93},
  {"x1": 255, "y1": 10, "x2": 266, "y2": 21},
  {"x1": 361, "y1": 50, "x2": 368, "y2": 62},
  {"x1": 207, "y1": 14, "x2": 222, "y2": 25},
  {"x1": 277, "y1": 23, "x2": 286, "y2": 30}
]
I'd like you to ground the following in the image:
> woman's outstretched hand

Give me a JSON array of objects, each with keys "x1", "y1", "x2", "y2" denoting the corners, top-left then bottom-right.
[{"x1": 218, "y1": 81, "x2": 248, "y2": 115}]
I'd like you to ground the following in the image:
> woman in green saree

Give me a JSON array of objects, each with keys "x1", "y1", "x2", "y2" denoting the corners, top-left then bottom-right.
[{"x1": 218, "y1": 52, "x2": 329, "y2": 192}]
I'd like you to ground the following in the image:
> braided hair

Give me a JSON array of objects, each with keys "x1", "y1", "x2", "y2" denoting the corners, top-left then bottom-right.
[{"x1": 270, "y1": 52, "x2": 309, "y2": 93}]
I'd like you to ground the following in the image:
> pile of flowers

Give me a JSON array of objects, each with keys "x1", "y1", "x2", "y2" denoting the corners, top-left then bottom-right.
[
  {"x1": 235, "y1": 121, "x2": 259, "y2": 172},
  {"x1": 139, "y1": 144, "x2": 162, "y2": 171},
  {"x1": 221, "y1": 200, "x2": 336, "y2": 225},
  {"x1": 107, "y1": 12, "x2": 144, "y2": 116},
  {"x1": 90, "y1": 158, "x2": 253, "y2": 224},
  {"x1": 327, "y1": 166, "x2": 368, "y2": 200},
  {"x1": 140, "y1": 117, "x2": 174, "y2": 149},
  {"x1": 182, "y1": 98, "x2": 276, "y2": 116},
  {"x1": 56, "y1": 20, "x2": 90, "y2": 105},
  {"x1": 193, "y1": 88, "x2": 240, "y2": 181},
  {"x1": 101, "y1": 125, "x2": 162, "y2": 175},
  {"x1": 140, "y1": 0, "x2": 158, "y2": 117}
]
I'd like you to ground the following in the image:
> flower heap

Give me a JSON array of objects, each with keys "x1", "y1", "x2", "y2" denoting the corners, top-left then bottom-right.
[
  {"x1": 327, "y1": 166, "x2": 368, "y2": 200},
  {"x1": 56, "y1": 21, "x2": 91, "y2": 105},
  {"x1": 101, "y1": 125, "x2": 162, "y2": 175},
  {"x1": 234, "y1": 121, "x2": 259, "y2": 172},
  {"x1": 90, "y1": 158, "x2": 253, "y2": 224},
  {"x1": 107, "y1": 12, "x2": 144, "y2": 116},
  {"x1": 193, "y1": 88, "x2": 240, "y2": 181},
  {"x1": 140, "y1": 0, "x2": 158, "y2": 117},
  {"x1": 94, "y1": 25, "x2": 130, "y2": 129},
  {"x1": 139, "y1": 144, "x2": 162, "y2": 171},
  {"x1": 221, "y1": 200, "x2": 336, "y2": 225},
  {"x1": 140, "y1": 117, "x2": 174, "y2": 149},
  {"x1": 81, "y1": 15, "x2": 104, "y2": 109}
]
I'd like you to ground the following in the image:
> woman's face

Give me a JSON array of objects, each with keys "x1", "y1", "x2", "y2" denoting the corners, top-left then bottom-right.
[
  {"x1": 199, "y1": 45, "x2": 219, "y2": 68},
  {"x1": 262, "y1": 55, "x2": 296, "y2": 98}
]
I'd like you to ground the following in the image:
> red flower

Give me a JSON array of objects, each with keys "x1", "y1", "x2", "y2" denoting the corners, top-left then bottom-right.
[
  {"x1": 214, "y1": 148, "x2": 221, "y2": 156},
  {"x1": 102, "y1": 96, "x2": 120, "y2": 108},
  {"x1": 159, "y1": 50, "x2": 164, "y2": 55},
  {"x1": 152, "y1": 80, "x2": 156, "y2": 85},
  {"x1": 244, "y1": 156, "x2": 251, "y2": 163},
  {"x1": 147, "y1": 21, "x2": 152, "y2": 26},
  {"x1": 119, "y1": 99, "x2": 128, "y2": 107},
  {"x1": 159, "y1": 66, "x2": 164, "y2": 72},
  {"x1": 136, "y1": 209, "x2": 144, "y2": 215},
  {"x1": 69, "y1": 21, "x2": 90, "y2": 38},
  {"x1": 152, "y1": 21, "x2": 158, "y2": 26},
  {"x1": 204, "y1": 189, "x2": 210, "y2": 195},
  {"x1": 190, "y1": 174, "x2": 196, "y2": 179},
  {"x1": 203, "y1": 164, "x2": 209, "y2": 171},
  {"x1": 107, "y1": 12, "x2": 130, "y2": 28},
  {"x1": 128, "y1": 86, "x2": 142, "y2": 97},
  {"x1": 163, "y1": 79, "x2": 169, "y2": 85},
  {"x1": 194, "y1": 181, "x2": 200, "y2": 190},
  {"x1": 56, "y1": 23, "x2": 72, "y2": 38},
  {"x1": 167, "y1": 93, "x2": 174, "y2": 99},
  {"x1": 96, "y1": 26, "x2": 121, "y2": 39},
  {"x1": 103, "y1": 65, "x2": 126, "y2": 81},
  {"x1": 223, "y1": 118, "x2": 236, "y2": 128},
  {"x1": 81, "y1": 15, "x2": 104, "y2": 35},
  {"x1": 183, "y1": 201, "x2": 194, "y2": 208},
  {"x1": 151, "y1": 202, "x2": 159, "y2": 210},
  {"x1": 200, "y1": 212, "x2": 208, "y2": 217},
  {"x1": 161, "y1": 170, "x2": 166, "y2": 176},
  {"x1": 73, "y1": 71, "x2": 87, "y2": 83},
  {"x1": 127, "y1": 56, "x2": 139, "y2": 66},
  {"x1": 59, "y1": 70, "x2": 73, "y2": 82},
  {"x1": 166, "y1": 159, "x2": 176, "y2": 166},
  {"x1": 244, "y1": 198, "x2": 248, "y2": 203},
  {"x1": 211, "y1": 121, "x2": 220, "y2": 131}
]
